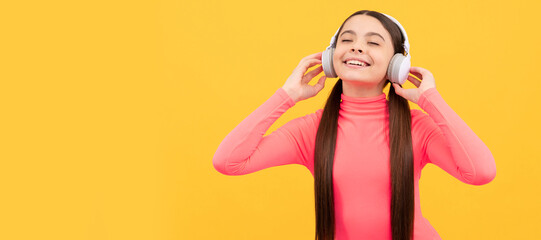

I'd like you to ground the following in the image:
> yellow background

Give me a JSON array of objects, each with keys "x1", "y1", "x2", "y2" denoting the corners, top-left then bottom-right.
[{"x1": 0, "y1": 0, "x2": 539, "y2": 239}]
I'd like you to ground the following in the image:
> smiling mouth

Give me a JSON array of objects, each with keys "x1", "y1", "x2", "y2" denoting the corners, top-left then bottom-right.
[
  {"x1": 343, "y1": 59, "x2": 370, "y2": 68},
  {"x1": 343, "y1": 60, "x2": 370, "y2": 68}
]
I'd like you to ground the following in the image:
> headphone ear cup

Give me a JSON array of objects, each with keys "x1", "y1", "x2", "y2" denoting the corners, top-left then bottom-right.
[
  {"x1": 322, "y1": 47, "x2": 337, "y2": 78},
  {"x1": 386, "y1": 53, "x2": 411, "y2": 85}
]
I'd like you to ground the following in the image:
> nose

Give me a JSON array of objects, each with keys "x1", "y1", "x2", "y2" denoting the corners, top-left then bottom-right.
[{"x1": 350, "y1": 47, "x2": 363, "y2": 53}]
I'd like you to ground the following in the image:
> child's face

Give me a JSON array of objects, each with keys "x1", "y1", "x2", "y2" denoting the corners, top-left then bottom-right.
[{"x1": 333, "y1": 14, "x2": 395, "y2": 86}]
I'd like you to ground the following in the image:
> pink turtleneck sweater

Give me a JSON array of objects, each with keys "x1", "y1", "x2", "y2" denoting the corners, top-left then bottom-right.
[{"x1": 213, "y1": 87, "x2": 496, "y2": 240}]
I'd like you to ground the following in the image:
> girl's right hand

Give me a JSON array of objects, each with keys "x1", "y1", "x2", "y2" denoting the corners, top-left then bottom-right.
[{"x1": 281, "y1": 52, "x2": 328, "y2": 103}]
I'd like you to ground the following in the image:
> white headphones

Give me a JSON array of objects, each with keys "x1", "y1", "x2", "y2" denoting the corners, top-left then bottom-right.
[{"x1": 321, "y1": 13, "x2": 411, "y2": 85}]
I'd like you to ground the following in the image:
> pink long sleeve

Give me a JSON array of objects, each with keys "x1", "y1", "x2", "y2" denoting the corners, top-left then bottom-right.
[
  {"x1": 417, "y1": 88, "x2": 497, "y2": 185},
  {"x1": 212, "y1": 86, "x2": 496, "y2": 239},
  {"x1": 213, "y1": 87, "x2": 316, "y2": 176}
]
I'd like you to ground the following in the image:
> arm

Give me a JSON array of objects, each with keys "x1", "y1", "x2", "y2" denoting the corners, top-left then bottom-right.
[
  {"x1": 418, "y1": 88, "x2": 497, "y2": 185},
  {"x1": 213, "y1": 51, "x2": 326, "y2": 175},
  {"x1": 212, "y1": 88, "x2": 310, "y2": 176}
]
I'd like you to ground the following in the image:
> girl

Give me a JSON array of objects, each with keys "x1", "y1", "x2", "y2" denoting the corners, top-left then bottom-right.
[{"x1": 213, "y1": 10, "x2": 496, "y2": 240}]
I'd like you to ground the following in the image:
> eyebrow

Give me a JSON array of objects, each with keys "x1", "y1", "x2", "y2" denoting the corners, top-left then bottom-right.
[{"x1": 339, "y1": 30, "x2": 385, "y2": 41}]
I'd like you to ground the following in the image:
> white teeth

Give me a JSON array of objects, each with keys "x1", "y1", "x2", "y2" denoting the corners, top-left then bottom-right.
[{"x1": 346, "y1": 60, "x2": 367, "y2": 66}]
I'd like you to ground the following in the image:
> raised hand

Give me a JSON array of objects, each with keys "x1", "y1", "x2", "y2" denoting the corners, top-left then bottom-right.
[
  {"x1": 392, "y1": 66, "x2": 437, "y2": 104},
  {"x1": 281, "y1": 52, "x2": 328, "y2": 103}
]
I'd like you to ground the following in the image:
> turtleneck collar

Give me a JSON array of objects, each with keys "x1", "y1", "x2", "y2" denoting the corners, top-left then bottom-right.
[{"x1": 340, "y1": 92, "x2": 388, "y2": 115}]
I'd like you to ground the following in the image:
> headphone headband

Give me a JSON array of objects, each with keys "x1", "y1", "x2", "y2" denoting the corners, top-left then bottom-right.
[
  {"x1": 328, "y1": 12, "x2": 410, "y2": 57},
  {"x1": 380, "y1": 13, "x2": 410, "y2": 56}
]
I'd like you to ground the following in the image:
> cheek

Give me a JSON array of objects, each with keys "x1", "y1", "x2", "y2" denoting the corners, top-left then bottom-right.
[
  {"x1": 376, "y1": 53, "x2": 393, "y2": 68},
  {"x1": 384, "y1": 55, "x2": 395, "y2": 69},
  {"x1": 332, "y1": 49, "x2": 341, "y2": 64},
  {"x1": 332, "y1": 47, "x2": 347, "y2": 66}
]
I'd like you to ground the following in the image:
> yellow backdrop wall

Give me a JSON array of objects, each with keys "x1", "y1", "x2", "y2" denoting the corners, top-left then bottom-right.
[{"x1": 0, "y1": 0, "x2": 539, "y2": 239}]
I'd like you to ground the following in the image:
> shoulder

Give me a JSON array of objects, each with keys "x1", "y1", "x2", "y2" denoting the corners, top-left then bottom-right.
[
  {"x1": 297, "y1": 108, "x2": 324, "y2": 124},
  {"x1": 302, "y1": 108, "x2": 324, "y2": 128},
  {"x1": 315, "y1": 108, "x2": 323, "y2": 119},
  {"x1": 410, "y1": 109, "x2": 438, "y2": 133},
  {"x1": 280, "y1": 108, "x2": 323, "y2": 133},
  {"x1": 410, "y1": 109, "x2": 428, "y2": 122},
  {"x1": 409, "y1": 108, "x2": 443, "y2": 151},
  {"x1": 277, "y1": 109, "x2": 323, "y2": 161}
]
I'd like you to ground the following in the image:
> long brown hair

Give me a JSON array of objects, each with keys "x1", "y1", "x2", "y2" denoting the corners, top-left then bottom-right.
[{"x1": 314, "y1": 10, "x2": 414, "y2": 240}]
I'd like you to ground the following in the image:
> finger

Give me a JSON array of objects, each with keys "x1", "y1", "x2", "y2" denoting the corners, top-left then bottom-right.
[
  {"x1": 296, "y1": 58, "x2": 322, "y2": 74},
  {"x1": 313, "y1": 75, "x2": 327, "y2": 92},
  {"x1": 410, "y1": 71, "x2": 423, "y2": 80},
  {"x1": 409, "y1": 66, "x2": 425, "y2": 74},
  {"x1": 302, "y1": 52, "x2": 323, "y2": 61},
  {"x1": 303, "y1": 66, "x2": 323, "y2": 82},
  {"x1": 392, "y1": 83, "x2": 404, "y2": 97},
  {"x1": 407, "y1": 74, "x2": 421, "y2": 87},
  {"x1": 410, "y1": 66, "x2": 433, "y2": 79}
]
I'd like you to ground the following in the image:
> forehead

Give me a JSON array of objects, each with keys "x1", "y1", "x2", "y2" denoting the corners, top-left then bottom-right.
[{"x1": 340, "y1": 14, "x2": 390, "y2": 39}]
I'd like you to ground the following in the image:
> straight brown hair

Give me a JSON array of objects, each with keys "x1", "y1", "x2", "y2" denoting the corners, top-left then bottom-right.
[{"x1": 314, "y1": 10, "x2": 414, "y2": 240}]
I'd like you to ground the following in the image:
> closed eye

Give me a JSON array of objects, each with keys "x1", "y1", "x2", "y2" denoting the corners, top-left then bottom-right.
[{"x1": 341, "y1": 40, "x2": 379, "y2": 45}]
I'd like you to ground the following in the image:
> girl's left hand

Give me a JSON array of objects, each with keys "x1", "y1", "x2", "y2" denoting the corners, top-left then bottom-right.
[{"x1": 392, "y1": 66, "x2": 436, "y2": 104}]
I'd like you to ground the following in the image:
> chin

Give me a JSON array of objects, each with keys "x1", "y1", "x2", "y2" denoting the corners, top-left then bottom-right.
[
  {"x1": 337, "y1": 71, "x2": 383, "y2": 85},
  {"x1": 335, "y1": 63, "x2": 382, "y2": 81}
]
